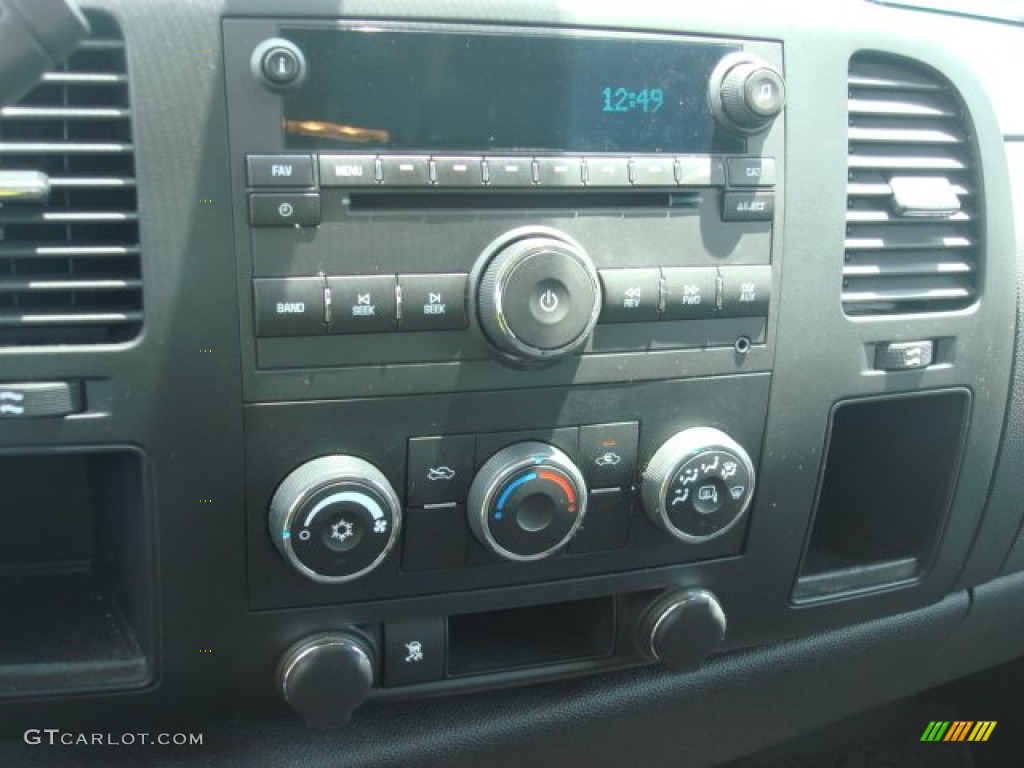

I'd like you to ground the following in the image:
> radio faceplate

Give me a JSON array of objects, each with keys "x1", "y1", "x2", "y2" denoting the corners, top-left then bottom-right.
[{"x1": 222, "y1": 20, "x2": 785, "y2": 402}]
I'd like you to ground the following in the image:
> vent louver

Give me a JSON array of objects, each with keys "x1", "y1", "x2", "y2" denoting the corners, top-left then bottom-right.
[
  {"x1": 843, "y1": 54, "x2": 980, "y2": 315},
  {"x1": 0, "y1": 11, "x2": 141, "y2": 346}
]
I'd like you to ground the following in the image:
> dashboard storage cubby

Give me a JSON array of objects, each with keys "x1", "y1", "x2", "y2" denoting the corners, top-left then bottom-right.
[
  {"x1": 793, "y1": 390, "x2": 971, "y2": 601},
  {"x1": 0, "y1": 450, "x2": 152, "y2": 695}
]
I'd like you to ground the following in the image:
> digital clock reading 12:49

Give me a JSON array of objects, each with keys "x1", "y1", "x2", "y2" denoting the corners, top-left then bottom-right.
[{"x1": 602, "y1": 86, "x2": 665, "y2": 113}]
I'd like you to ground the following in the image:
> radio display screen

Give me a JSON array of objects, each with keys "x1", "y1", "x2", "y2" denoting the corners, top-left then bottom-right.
[{"x1": 281, "y1": 27, "x2": 744, "y2": 154}]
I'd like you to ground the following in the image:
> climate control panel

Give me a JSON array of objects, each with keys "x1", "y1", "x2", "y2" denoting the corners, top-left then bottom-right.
[{"x1": 254, "y1": 375, "x2": 768, "y2": 604}]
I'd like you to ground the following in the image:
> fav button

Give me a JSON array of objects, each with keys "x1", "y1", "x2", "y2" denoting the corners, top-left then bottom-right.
[
  {"x1": 327, "y1": 275, "x2": 397, "y2": 333},
  {"x1": 247, "y1": 155, "x2": 314, "y2": 187},
  {"x1": 398, "y1": 274, "x2": 468, "y2": 332}
]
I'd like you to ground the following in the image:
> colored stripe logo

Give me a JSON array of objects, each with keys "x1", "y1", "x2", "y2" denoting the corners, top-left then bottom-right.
[{"x1": 920, "y1": 721, "x2": 996, "y2": 742}]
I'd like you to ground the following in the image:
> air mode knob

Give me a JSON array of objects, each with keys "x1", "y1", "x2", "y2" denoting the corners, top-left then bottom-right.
[
  {"x1": 475, "y1": 228, "x2": 602, "y2": 364},
  {"x1": 268, "y1": 455, "x2": 401, "y2": 584},
  {"x1": 642, "y1": 427, "x2": 756, "y2": 543},
  {"x1": 709, "y1": 53, "x2": 786, "y2": 134},
  {"x1": 467, "y1": 441, "x2": 588, "y2": 561}
]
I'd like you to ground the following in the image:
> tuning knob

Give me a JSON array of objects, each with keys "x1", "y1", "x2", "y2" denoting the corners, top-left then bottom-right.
[
  {"x1": 278, "y1": 632, "x2": 375, "y2": 727},
  {"x1": 642, "y1": 427, "x2": 755, "y2": 543},
  {"x1": 475, "y1": 228, "x2": 602, "y2": 364},
  {"x1": 467, "y1": 441, "x2": 588, "y2": 561},
  {"x1": 637, "y1": 589, "x2": 727, "y2": 671},
  {"x1": 268, "y1": 455, "x2": 401, "y2": 584},
  {"x1": 709, "y1": 53, "x2": 786, "y2": 135}
]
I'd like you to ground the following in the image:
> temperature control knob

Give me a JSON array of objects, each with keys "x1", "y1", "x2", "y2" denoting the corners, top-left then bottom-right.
[
  {"x1": 268, "y1": 455, "x2": 401, "y2": 584},
  {"x1": 467, "y1": 441, "x2": 588, "y2": 561},
  {"x1": 709, "y1": 53, "x2": 786, "y2": 135},
  {"x1": 475, "y1": 228, "x2": 602, "y2": 364},
  {"x1": 642, "y1": 427, "x2": 755, "y2": 543}
]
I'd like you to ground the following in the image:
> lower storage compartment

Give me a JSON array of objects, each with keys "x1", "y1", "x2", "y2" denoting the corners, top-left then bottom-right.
[
  {"x1": 0, "y1": 449, "x2": 153, "y2": 695},
  {"x1": 793, "y1": 389, "x2": 970, "y2": 601}
]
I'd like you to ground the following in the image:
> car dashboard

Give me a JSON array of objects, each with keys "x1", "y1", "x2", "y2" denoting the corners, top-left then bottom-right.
[{"x1": 0, "y1": 0, "x2": 1023, "y2": 765}]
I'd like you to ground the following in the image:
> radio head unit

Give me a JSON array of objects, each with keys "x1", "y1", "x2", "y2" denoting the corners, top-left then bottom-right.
[{"x1": 222, "y1": 20, "x2": 785, "y2": 399}]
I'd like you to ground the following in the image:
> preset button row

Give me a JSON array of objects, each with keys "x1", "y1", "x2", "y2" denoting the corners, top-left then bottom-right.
[
  {"x1": 247, "y1": 153, "x2": 776, "y2": 190},
  {"x1": 317, "y1": 154, "x2": 734, "y2": 189},
  {"x1": 254, "y1": 273, "x2": 468, "y2": 337}
]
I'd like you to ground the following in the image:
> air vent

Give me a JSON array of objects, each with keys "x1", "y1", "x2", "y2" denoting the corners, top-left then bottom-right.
[
  {"x1": 843, "y1": 53, "x2": 980, "y2": 315},
  {"x1": 0, "y1": 11, "x2": 141, "y2": 346}
]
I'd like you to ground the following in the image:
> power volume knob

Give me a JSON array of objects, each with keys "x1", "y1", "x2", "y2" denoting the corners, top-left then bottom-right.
[
  {"x1": 710, "y1": 53, "x2": 786, "y2": 135},
  {"x1": 475, "y1": 228, "x2": 602, "y2": 364},
  {"x1": 642, "y1": 427, "x2": 756, "y2": 543},
  {"x1": 268, "y1": 456, "x2": 401, "y2": 584}
]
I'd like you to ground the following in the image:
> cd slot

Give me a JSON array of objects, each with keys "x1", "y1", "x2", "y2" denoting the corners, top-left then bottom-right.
[{"x1": 348, "y1": 191, "x2": 693, "y2": 211}]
